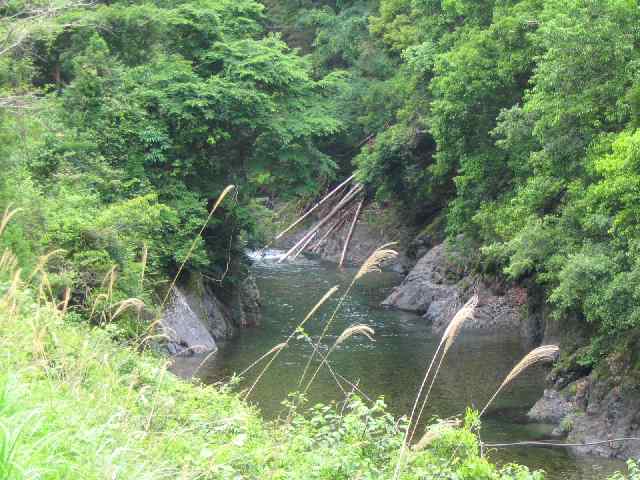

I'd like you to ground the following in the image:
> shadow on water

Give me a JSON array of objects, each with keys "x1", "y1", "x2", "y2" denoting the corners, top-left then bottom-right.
[{"x1": 172, "y1": 250, "x2": 625, "y2": 479}]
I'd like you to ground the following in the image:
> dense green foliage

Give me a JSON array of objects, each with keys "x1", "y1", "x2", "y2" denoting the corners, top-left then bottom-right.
[
  {"x1": 265, "y1": 0, "x2": 640, "y2": 363},
  {"x1": 0, "y1": 0, "x2": 346, "y2": 324},
  {"x1": 3, "y1": 0, "x2": 640, "y2": 476}
]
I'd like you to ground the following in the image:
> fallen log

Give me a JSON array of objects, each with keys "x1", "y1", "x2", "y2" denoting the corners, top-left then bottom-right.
[
  {"x1": 311, "y1": 211, "x2": 351, "y2": 252},
  {"x1": 291, "y1": 230, "x2": 318, "y2": 261},
  {"x1": 339, "y1": 199, "x2": 363, "y2": 268},
  {"x1": 278, "y1": 184, "x2": 363, "y2": 263},
  {"x1": 275, "y1": 174, "x2": 355, "y2": 240}
]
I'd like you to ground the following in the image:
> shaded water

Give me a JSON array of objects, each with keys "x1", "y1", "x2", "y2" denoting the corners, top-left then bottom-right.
[{"x1": 173, "y1": 251, "x2": 625, "y2": 479}]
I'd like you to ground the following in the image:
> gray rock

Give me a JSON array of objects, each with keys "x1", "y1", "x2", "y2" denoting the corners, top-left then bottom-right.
[
  {"x1": 528, "y1": 389, "x2": 576, "y2": 423},
  {"x1": 527, "y1": 369, "x2": 640, "y2": 460},
  {"x1": 160, "y1": 273, "x2": 262, "y2": 356},
  {"x1": 181, "y1": 280, "x2": 236, "y2": 340},
  {"x1": 384, "y1": 242, "x2": 527, "y2": 334},
  {"x1": 161, "y1": 286, "x2": 218, "y2": 356},
  {"x1": 382, "y1": 243, "x2": 461, "y2": 314},
  {"x1": 231, "y1": 274, "x2": 261, "y2": 328}
]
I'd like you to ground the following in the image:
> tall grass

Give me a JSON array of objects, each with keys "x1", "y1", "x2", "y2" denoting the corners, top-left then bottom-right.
[
  {"x1": 393, "y1": 295, "x2": 478, "y2": 480},
  {"x1": 480, "y1": 345, "x2": 560, "y2": 417},
  {"x1": 297, "y1": 243, "x2": 398, "y2": 391},
  {"x1": 0, "y1": 206, "x2": 554, "y2": 480},
  {"x1": 243, "y1": 286, "x2": 339, "y2": 400}
]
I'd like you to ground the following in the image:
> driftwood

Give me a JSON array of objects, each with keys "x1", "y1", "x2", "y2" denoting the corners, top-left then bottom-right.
[
  {"x1": 275, "y1": 174, "x2": 355, "y2": 240},
  {"x1": 311, "y1": 209, "x2": 351, "y2": 252},
  {"x1": 278, "y1": 184, "x2": 363, "y2": 263},
  {"x1": 291, "y1": 230, "x2": 318, "y2": 261},
  {"x1": 338, "y1": 199, "x2": 363, "y2": 268}
]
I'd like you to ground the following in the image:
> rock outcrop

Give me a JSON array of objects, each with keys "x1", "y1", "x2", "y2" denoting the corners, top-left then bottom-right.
[
  {"x1": 231, "y1": 275, "x2": 261, "y2": 328},
  {"x1": 161, "y1": 286, "x2": 218, "y2": 355},
  {"x1": 382, "y1": 243, "x2": 461, "y2": 315},
  {"x1": 382, "y1": 241, "x2": 530, "y2": 334},
  {"x1": 529, "y1": 352, "x2": 640, "y2": 459},
  {"x1": 160, "y1": 273, "x2": 261, "y2": 356}
]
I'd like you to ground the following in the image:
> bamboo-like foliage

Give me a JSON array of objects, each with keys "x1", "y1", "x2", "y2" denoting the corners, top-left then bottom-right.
[{"x1": 480, "y1": 345, "x2": 560, "y2": 417}]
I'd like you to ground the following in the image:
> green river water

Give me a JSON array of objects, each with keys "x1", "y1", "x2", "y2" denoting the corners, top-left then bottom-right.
[{"x1": 174, "y1": 251, "x2": 626, "y2": 479}]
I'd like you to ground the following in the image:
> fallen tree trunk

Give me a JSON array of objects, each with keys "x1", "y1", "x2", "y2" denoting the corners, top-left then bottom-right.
[
  {"x1": 275, "y1": 174, "x2": 355, "y2": 240},
  {"x1": 338, "y1": 199, "x2": 363, "y2": 268},
  {"x1": 278, "y1": 184, "x2": 363, "y2": 263},
  {"x1": 311, "y1": 210, "x2": 351, "y2": 252}
]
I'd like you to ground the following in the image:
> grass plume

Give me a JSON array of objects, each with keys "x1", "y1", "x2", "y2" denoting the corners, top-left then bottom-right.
[
  {"x1": 111, "y1": 298, "x2": 145, "y2": 321},
  {"x1": 335, "y1": 324, "x2": 375, "y2": 346},
  {"x1": 0, "y1": 206, "x2": 20, "y2": 237},
  {"x1": 394, "y1": 295, "x2": 478, "y2": 480},
  {"x1": 480, "y1": 345, "x2": 559, "y2": 417},
  {"x1": 412, "y1": 418, "x2": 462, "y2": 452},
  {"x1": 240, "y1": 286, "x2": 339, "y2": 400},
  {"x1": 298, "y1": 244, "x2": 398, "y2": 391},
  {"x1": 302, "y1": 324, "x2": 376, "y2": 397},
  {"x1": 354, "y1": 242, "x2": 398, "y2": 280}
]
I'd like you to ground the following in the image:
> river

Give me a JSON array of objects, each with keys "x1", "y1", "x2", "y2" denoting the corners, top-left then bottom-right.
[{"x1": 173, "y1": 251, "x2": 625, "y2": 479}]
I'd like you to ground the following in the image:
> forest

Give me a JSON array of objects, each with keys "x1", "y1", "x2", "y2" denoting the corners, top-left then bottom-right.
[{"x1": 1, "y1": 0, "x2": 640, "y2": 478}]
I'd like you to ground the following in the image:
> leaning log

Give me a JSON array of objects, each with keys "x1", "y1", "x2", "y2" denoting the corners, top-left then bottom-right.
[
  {"x1": 311, "y1": 210, "x2": 351, "y2": 252},
  {"x1": 275, "y1": 174, "x2": 355, "y2": 240},
  {"x1": 278, "y1": 184, "x2": 363, "y2": 263},
  {"x1": 338, "y1": 199, "x2": 364, "y2": 268}
]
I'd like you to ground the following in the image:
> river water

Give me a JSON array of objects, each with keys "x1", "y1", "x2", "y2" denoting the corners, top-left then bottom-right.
[{"x1": 174, "y1": 251, "x2": 625, "y2": 479}]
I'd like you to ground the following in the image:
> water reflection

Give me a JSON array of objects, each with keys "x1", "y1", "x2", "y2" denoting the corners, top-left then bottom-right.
[{"x1": 172, "y1": 251, "x2": 625, "y2": 479}]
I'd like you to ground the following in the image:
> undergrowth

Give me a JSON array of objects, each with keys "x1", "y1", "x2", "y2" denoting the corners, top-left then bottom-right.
[{"x1": 0, "y1": 264, "x2": 550, "y2": 479}]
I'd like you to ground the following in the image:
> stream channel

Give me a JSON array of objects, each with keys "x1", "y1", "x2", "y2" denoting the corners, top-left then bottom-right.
[{"x1": 174, "y1": 250, "x2": 625, "y2": 479}]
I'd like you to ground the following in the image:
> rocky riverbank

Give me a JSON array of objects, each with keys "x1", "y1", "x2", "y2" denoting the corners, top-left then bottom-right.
[
  {"x1": 382, "y1": 240, "x2": 542, "y2": 339},
  {"x1": 160, "y1": 273, "x2": 261, "y2": 355},
  {"x1": 528, "y1": 348, "x2": 640, "y2": 459},
  {"x1": 383, "y1": 237, "x2": 640, "y2": 460},
  {"x1": 275, "y1": 203, "x2": 640, "y2": 461}
]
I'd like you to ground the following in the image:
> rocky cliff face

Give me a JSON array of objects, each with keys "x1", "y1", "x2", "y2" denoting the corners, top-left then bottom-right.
[
  {"x1": 529, "y1": 350, "x2": 640, "y2": 459},
  {"x1": 382, "y1": 241, "x2": 533, "y2": 335},
  {"x1": 160, "y1": 273, "x2": 261, "y2": 356}
]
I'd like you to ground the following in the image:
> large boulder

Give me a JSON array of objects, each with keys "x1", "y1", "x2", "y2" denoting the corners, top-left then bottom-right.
[
  {"x1": 160, "y1": 274, "x2": 261, "y2": 356},
  {"x1": 161, "y1": 286, "x2": 219, "y2": 356},
  {"x1": 382, "y1": 243, "x2": 461, "y2": 314},
  {"x1": 383, "y1": 242, "x2": 529, "y2": 334}
]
